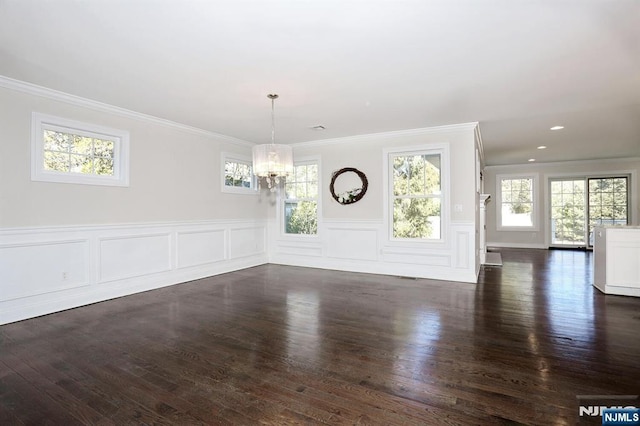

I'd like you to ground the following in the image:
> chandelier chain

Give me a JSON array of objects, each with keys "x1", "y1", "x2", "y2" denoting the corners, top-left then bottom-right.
[
  {"x1": 271, "y1": 96, "x2": 275, "y2": 145},
  {"x1": 268, "y1": 93, "x2": 278, "y2": 146}
]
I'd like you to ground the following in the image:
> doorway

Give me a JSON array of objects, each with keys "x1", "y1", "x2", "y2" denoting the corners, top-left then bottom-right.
[{"x1": 549, "y1": 176, "x2": 629, "y2": 248}]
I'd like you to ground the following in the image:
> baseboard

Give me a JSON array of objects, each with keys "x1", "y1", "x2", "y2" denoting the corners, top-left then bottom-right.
[{"x1": 487, "y1": 242, "x2": 547, "y2": 249}]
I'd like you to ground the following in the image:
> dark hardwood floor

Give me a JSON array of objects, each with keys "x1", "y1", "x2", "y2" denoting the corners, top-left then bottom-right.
[{"x1": 1, "y1": 249, "x2": 639, "y2": 425}]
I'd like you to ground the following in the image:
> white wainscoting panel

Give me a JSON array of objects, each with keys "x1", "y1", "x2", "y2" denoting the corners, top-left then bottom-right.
[
  {"x1": 230, "y1": 226, "x2": 265, "y2": 259},
  {"x1": 177, "y1": 229, "x2": 226, "y2": 269},
  {"x1": 455, "y1": 230, "x2": 470, "y2": 269},
  {"x1": 0, "y1": 219, "x2": 267, "y2": 325},
  {"x1": 0, "y1": 240, "x2": 89, "y2": 301},
  {"x1": 99, "y1": 233, "x2": 172, "y2": 283},
  {"x1": 327, "y1": 227, "x2": 378, "y2": 261},
  {"x1": 269, "y1": 219, "x2": 478, "y2": 283}
]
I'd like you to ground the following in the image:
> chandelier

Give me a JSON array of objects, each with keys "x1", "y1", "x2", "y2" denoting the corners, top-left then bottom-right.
[{"x1": 252, "y1": 94, "x2": 293, "y2": 191}]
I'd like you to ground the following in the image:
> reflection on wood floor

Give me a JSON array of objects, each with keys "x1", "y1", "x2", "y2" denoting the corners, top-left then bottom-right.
[{"x1": 1, "y1": 248, "x2": 639, "y2": 425}]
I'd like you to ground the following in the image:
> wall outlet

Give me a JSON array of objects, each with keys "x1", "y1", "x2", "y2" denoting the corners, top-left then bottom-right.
[{"x1": 62, "y1": 271, "x2": 68, "y2": 280}]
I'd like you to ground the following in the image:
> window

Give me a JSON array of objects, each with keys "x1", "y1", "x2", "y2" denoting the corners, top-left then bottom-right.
[
  {"x1": 284, "y1": 162, "x2": 318, "y2": 235},
  {"x1": 588, "y1": 176, "x2": 629, "y2": 245},
  {"x1": 31, "y1": 113, "x2": 129, "y2": 186},
  {"x1": 550, "y1": 178, "x2": 586, "y2": 246},
  {"x1": 221, "y1": 153, "x2": 256, "y2": 194},
  {"x1": 497, "y1": 174, "x2": 537, "y2": 230},
  {"x1": 549, "y1": 175, "x2": 629, "y2": 247},
  {"x1": 390, "y1": 150, "x2": 443, "y2": 240}
]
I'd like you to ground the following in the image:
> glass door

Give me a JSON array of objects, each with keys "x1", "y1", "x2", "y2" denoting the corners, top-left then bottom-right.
[
  {"x1": 587, "y1": 177, "x2": 628, "y2": 247},
  {"x1": 550, "y1": 179, "x2": 586, "y2": 247},
  {"x1": 549, "y1": 176, "x2": 629, "y2": 249}
]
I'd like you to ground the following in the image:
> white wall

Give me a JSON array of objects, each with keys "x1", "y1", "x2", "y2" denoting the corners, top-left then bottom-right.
[
  {"x1": 294, "y1": 125, "x2": 479, "y2": 222},
  {"x1": 268, "y1": 124, "x2": 481, "y2": 283},
  {"x1": 0, "y1": 83, "x2": 268, "y2": 227},
  {"x1": 484, "y1": 159, "x2": 640, "y2": 248}
]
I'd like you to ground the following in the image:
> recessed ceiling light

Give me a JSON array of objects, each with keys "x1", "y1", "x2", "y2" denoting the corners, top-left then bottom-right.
[
  {"x1": 537, "y1": 145, "x2": 547, "y2": 149},
  {"x1": 550, "y1": 126, "x2": 564, "y2": 130},
  {"x1": 528, "y1": 158, "x2": 536, "y2": 162}
]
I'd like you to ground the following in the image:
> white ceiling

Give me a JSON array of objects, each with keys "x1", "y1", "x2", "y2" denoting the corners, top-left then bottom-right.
[{"x1": 0, "y1": 0, "x2": 638, "y2": 166}]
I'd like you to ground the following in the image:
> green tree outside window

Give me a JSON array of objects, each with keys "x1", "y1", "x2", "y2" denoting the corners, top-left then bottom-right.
[
  {"x1": 392, "y1": 154, "x2": 442, "y2": 239},
  {"x1": 43, "y1": 130, "x2": 115, "y2": 176},
  {"x1": 285, "y1": 163, "x2": 318, "y2": 235}
]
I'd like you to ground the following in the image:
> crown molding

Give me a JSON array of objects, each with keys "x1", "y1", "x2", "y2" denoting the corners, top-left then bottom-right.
[
  {"x1": 485, "y1": 156, "x2": 640, "y2": 170},
  {"x1": 0, "y1": 75, "x2": 253, "y2": 147},
  {"x1": 291, "y1": 122, "x2": 479, "y2": 149}
]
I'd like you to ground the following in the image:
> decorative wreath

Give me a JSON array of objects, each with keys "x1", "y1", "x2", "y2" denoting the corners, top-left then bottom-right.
[{"x1": 329, "y1": 167, "x2": 368, "y2": 205}]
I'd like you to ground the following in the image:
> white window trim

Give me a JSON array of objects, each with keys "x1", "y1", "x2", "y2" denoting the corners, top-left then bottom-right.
[
  {"x1": 221, "y1": 152, "x2": 257, "y2": 194},
  {"x1": 383, "y1": 143, "x2": 450, "y2": 246},
  {"x1": 279, "y1": 156, "x2": 321, "y2": 238},
  {"x1": 496, "y1": 173, "x2": 539, "y2": 231},
  {"x1": 31, "y1": 112, "x2": 130, "y2": 187}
]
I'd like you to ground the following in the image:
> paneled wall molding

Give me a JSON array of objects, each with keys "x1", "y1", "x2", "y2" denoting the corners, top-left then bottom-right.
[
  {"x1": 97, "y1": 233, "x2": 172, "y2": 283},
  {"x1": 0, "y1": 75, "x2": 252, "y2": 147},
  {"x1": 0, "y1": 219, "x2": 268, "y2": 325},
  {"x1": 2, "y1": 216, "x2": 479, "y2": 324},
  {"x1": 269, "y1": 219, "x2": 477, "y2": 283},
  {"x1": 176, "y1": 229, "x2": 226, "y2": 269}
]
